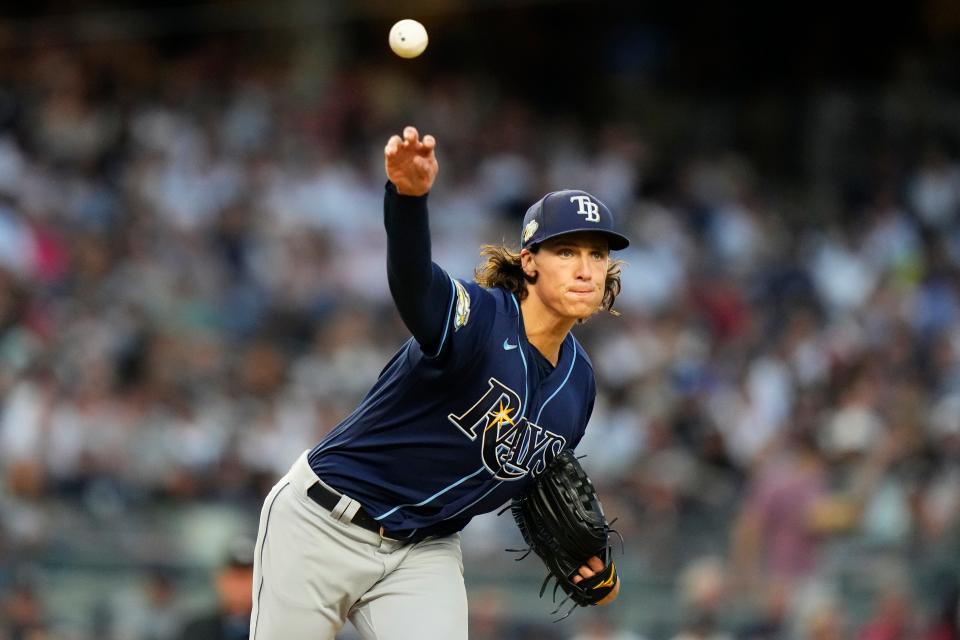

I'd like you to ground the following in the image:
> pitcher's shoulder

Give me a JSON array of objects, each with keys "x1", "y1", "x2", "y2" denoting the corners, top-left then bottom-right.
[{"x1": 479, "y1": 284, "x2": 521, "y2": 318}]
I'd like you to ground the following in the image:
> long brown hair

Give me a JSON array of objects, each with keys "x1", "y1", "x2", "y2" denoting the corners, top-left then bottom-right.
[{"x1": 474, "y1": 244, "x2": 623, "y2": 318}]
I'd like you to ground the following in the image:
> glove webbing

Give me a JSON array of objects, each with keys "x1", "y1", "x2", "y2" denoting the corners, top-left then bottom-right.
[{"x1": 504, "y1": 450, "x2": 621, "y2": 620}]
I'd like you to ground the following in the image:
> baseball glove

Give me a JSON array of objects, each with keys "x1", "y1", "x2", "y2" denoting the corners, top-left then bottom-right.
[{"x1": 508, "y1": 449, "x2": 620, "y2": 619}]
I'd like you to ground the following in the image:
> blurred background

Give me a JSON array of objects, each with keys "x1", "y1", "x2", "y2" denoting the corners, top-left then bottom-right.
[{"x1": 0, "y1": 0, "x2": 959, "y2": 638}]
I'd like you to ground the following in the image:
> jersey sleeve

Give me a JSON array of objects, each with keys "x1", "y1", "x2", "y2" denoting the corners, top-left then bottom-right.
[
  {"x1": 407, "y1": 276, "x2": 497, "y2": 375},
  {"x1": 383, "y1": 181, "x2": 497, "y2": 373},
  {"x1": 384, "y1": 182, "x2": 450, "y2": 353}
]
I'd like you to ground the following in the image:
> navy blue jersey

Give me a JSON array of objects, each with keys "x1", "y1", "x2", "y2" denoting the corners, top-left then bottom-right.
[{"x1": 307, "y1": 275, "x2": 597, "y2": 541}]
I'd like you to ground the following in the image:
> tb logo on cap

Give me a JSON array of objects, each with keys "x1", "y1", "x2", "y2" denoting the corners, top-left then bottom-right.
[{"x1": 570, "y1": 195, "x2": 600, "y2": 222}]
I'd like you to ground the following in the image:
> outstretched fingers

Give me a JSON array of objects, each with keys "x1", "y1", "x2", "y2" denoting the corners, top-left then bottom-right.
[
  {"x1": 420, "y1": 134, "x2": 436, "y2": 155},
  {"x1": 384, "y1": 126, "x2": 438, "y2": 195},
  {"x1": 384, "y1": 135, "x2": 402, "y2": 157},
  {"x1": 386, "y1": 129, "x2": 434, "y2": 158}
]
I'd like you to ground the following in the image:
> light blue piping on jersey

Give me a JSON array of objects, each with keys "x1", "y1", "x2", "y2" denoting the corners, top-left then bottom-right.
[
  {"x1": 510, "y1": 335, "x2": 577, "y2": 471},
  {"x1": 374, "y1": 465, "x2": 486, "y2": 520},
  {"x1": 534, "y1": 338, "x2": 578, "y2": 424},
  {"x1": 376, "y1": 287, "x2": 527, "y2": 523},
  {"x1": 442, "y1": 479, "x2": 504, "y2": 521},
  {"x1": 437, "y1": 336, "x2": 576, "y2": 523},
  {"x1": 442, "y1": 337, "x2": 576, "y2": 524},
  {"x1": 313, "y1": 276, "x2": 458, "y2": 456},
  {"x1": 508, "y1": 295, "x2": 529, "y2": 418},
  {"x1": 425, "y1": 275, "x2": 458, "y2": 358}
]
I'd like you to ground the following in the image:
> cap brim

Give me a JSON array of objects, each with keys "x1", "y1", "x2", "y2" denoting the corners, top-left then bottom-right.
[
  {"x1": 527, "y1": 229, "x2": 630, "y2": 251},
  {"x1": 605, "y1": 232, "x2": 630, "y2": 251}
]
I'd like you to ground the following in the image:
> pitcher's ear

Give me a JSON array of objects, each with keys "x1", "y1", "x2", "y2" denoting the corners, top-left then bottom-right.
[{"x1": 520, "y1": 250, "x2": 537, "y2": 278}]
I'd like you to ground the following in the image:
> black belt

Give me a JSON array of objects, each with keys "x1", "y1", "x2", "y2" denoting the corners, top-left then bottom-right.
[{"x1": 307, "y1": 482, "x2": 384, "y2": 535}]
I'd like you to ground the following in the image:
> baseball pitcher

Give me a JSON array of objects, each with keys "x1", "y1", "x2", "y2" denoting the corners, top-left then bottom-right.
[{"x1": 250, "y1": 127, "x2": 629, "y2": 639}]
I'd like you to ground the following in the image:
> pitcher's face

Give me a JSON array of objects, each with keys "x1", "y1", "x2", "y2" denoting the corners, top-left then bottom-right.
[{"x1": 522, "y1": 232, "x2": 610, "y2": 320}]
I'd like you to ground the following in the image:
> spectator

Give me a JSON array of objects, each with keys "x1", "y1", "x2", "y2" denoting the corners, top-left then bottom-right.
[
  {"x1": 111, "y1": 568, "x2": 181, "y2": 640},
  {"x1": 669, "y1": 557, "x2": 732, "y2": 640},
  {"x1": 730, "y1": 430, "x2": 836, "y2": 592},
  {"x1": 177, "y1": 538, "x2": 254, "y2": 640}
]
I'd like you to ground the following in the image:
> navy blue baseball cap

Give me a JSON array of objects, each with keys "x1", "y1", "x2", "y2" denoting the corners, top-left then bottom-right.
[{"x1": 520, "y1": 189, "x2": 630, "y2": 251}]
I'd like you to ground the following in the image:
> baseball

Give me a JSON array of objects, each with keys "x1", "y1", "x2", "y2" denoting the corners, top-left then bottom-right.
[{"x1": 389, "y1": 19, "x2": 428, "y2": 59}]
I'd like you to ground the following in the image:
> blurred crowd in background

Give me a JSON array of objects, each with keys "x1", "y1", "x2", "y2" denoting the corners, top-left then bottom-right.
[{"x1": 1, "y1": 1, "x2": 960, "y2": 639}]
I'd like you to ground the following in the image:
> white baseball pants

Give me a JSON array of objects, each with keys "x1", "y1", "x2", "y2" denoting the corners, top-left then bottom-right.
[{"x1": 250, "y1": 451, "x2": 468, "y2": 640}]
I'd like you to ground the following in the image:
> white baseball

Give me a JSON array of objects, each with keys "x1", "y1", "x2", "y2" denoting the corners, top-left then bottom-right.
[{"x1": 389, "y1": 19, "x2": 428, "y2": 59}]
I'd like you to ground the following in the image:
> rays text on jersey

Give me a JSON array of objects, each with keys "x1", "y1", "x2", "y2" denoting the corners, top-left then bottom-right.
[{"x1": 447, "y1": 378, "x2": 566, "y2": 481}]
